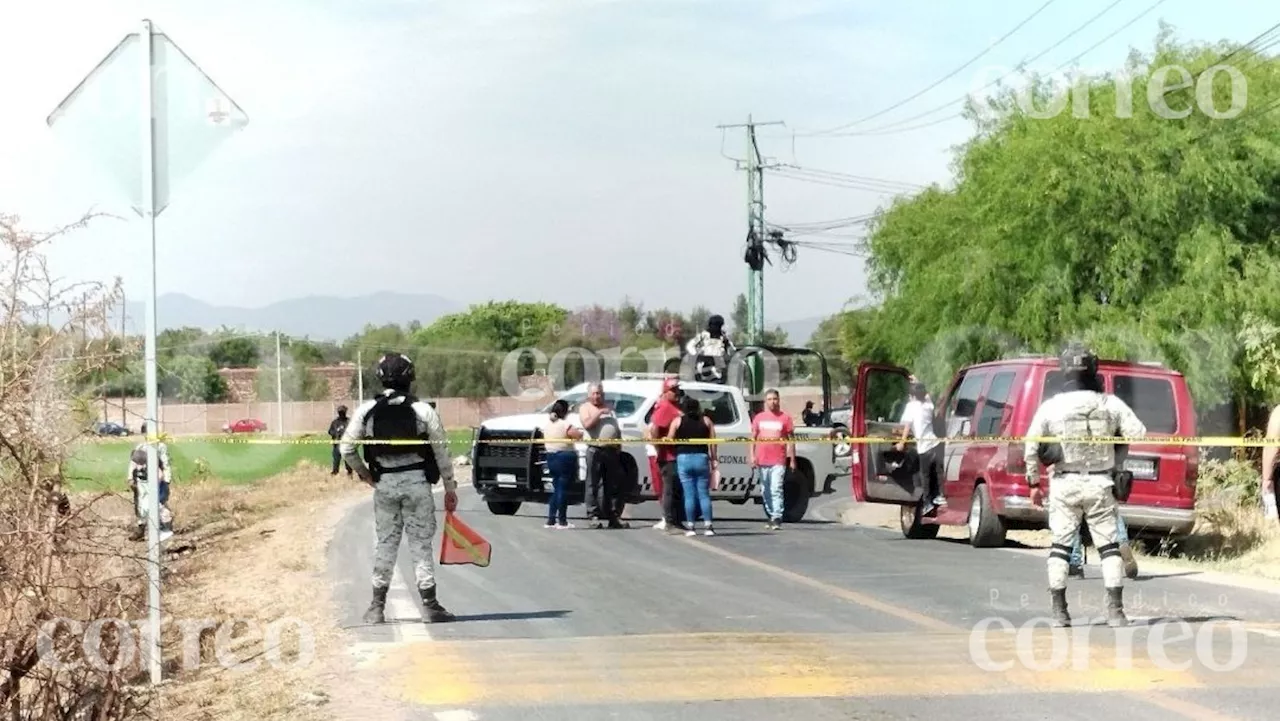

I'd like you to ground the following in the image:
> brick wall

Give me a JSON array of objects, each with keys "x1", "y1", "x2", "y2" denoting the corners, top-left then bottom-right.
[{"x1": 218, "y1": 365, "x2": 358, "y2": 403}]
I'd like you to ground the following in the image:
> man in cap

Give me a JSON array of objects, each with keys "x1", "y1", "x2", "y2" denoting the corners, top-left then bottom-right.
[
  {"x1": 1023, "y1": 342, "x2": 1146, "y2": 627},
  {"x1": 342, "y1": 352, "x2": 457, "y2": 625},
  {"x1": 646, "y1": 376, "x2": 686, "y2": 531}
]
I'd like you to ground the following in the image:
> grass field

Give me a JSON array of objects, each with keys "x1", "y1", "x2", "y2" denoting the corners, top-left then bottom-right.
[{"x1": 64, "y1": 429, "x2": 476, "y2": 491}]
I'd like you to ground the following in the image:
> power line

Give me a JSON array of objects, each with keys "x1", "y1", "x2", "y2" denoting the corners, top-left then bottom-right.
[
  {"x1": 812, "y1": 0, "x2": 1155, "y2": 137},
  {"x1": 768, "y1": 168, "x2": 914, "y2": 194},
  {"x1": 797, "y1": 0, "x2": 1061, "y2": 136}
]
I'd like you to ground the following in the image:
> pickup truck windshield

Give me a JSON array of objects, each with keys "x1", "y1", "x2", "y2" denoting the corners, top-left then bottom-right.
[{"x1": 538, "y1": 392, "x2": 648, "y2": 418}]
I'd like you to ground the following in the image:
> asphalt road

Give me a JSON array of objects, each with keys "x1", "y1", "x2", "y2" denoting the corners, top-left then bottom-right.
[{"x1": 328, "y1": 482, "x2": 1280, "y2": 721}]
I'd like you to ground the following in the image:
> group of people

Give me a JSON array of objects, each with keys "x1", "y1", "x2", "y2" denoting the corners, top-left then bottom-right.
[{"x1": 537, "y1": 376, "x2": 798, "y2": 536}]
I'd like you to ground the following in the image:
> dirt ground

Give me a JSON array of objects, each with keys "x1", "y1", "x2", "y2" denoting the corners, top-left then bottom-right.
[
  {"x1": 78, "y1": 460, "x2": 413, "y2": 721},
  {"x1": 75, "y1": 463, "x2": 1280, "y2": 720}
]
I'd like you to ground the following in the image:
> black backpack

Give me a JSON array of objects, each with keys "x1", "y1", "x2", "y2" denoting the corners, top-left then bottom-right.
[{"x1": 361, "y1": 392, "x2": 441, "y2": 483}]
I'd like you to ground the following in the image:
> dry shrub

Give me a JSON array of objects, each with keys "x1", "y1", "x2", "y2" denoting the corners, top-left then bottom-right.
[
  {"x1": 0, "y1": 213, "x2": 157, "y2": 719},
  {"x1": 1153, "y1": 457, "x2": 1280, "y2": 572}
]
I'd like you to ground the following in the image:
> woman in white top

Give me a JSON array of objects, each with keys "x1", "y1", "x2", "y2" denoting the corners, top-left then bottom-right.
[{"x1": 541, "y1": 399, "x2": 583, "y2": 529}]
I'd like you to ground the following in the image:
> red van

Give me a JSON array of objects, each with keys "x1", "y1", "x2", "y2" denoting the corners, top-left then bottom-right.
[{"x1": 850, "y1": 356, "x2": 1198, "y2": 547}]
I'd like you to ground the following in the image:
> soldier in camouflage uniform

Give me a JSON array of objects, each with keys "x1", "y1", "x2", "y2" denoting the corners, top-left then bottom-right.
[
  {"x1": 1023, "y1": 343, "x2": 1146, "y2": 628},
  {"x1": 341, "y1": 352, "x2": 457, "y2": 625},
  {"x1": 685, "y1": 314, "x2": 736, "y2": 383}
]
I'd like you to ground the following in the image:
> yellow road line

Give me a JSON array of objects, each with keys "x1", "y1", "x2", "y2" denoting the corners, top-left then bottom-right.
[
  {"x1": 675, "y1": 536, "x2": 956, "y2": 632},
  {"x1": 380, "y1": 630, "x2": 1271, "y2": 708},
  {"x1": 672, "y1": 538, "x2": 1256, "y2": 719}
]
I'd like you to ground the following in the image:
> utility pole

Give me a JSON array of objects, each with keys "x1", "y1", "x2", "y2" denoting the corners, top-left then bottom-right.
[
  {"x1": 357, "y1": 348, "x2": 364, "y2": 401},
  {"x1": 120, "y1": 292, "x2": 127, "y2": 426},
  {"x1": 275, "y1": 331, "x2": 283, "y2": 437},
  {"x1": 717, "y1": 114, "x2": 783, "y2": 398}
]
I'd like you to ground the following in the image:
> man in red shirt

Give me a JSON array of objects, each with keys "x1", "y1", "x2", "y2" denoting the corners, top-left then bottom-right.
[
  {"x1": 647, "y1": 377, "x2": 685, "y2": 531},
  {"x1": 750, "y1": 388, "x2": 796, "y2": 530}
]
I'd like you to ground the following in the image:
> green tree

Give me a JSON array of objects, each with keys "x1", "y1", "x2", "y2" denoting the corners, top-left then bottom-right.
[
  {"x1": 848, "y1": 32, "x2": 1280, "y2": 432},
  {"x1": 414, "y1": 300, "x2": 568, "y2": 351},
  {"x1": 209, "y1": 337, "x2": 261, "y2": 368},
  {"x1": 415, "y1": 335, "x2": 503, "y2": 401},
  {"x1": 159, "y1": 355, "x2": 228, "y2": 402}
]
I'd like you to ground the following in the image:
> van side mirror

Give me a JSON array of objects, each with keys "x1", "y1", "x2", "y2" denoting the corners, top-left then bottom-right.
[{"x1": 958, "y1": 418, "x2": 972, "y2": 436}]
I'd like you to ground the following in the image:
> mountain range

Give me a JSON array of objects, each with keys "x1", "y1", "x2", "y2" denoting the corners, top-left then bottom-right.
[{"x1": 109, "y1": 292, "x2": 829, "y2": 345}]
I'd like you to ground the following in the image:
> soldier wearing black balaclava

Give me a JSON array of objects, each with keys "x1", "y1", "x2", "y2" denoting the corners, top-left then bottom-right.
[
  {"x1": 329, "y1": 405, "x2": 353, "y2": 476},
  {"x1": 685, "y1": 314, "x2": 736, "y2": 383}
]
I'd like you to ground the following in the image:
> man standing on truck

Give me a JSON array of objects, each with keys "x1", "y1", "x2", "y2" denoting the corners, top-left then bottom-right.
[
  {"x1": 895, "y1": 382, "x2": 944, "y2": 514},
  {"x1": 750, "y1": 388, "x2": 796, "y2": 530},
  {"x1": 1024, "y1": 343, "x2": 1146, "y2": 628},
  {"x1": 685, "y1": 314, "x2": 736, "y2": 384},
  {"x1": 647, "y1": 377, "x2": 686, "y2": 531}
]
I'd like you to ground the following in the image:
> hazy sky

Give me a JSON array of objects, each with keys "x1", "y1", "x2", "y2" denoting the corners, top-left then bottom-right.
[{"x1": 0, "y1": 0, "x2": 1270, "y2": 324}]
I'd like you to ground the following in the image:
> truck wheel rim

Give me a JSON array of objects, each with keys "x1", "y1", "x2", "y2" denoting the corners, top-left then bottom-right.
[{"x1": 968, "y1": 492, "x2": 982, "y2": 537}]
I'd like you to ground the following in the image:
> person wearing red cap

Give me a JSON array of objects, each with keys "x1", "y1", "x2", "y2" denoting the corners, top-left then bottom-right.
[{"x1": 646, "y1": 376, "x2": 686, "y2": 531}]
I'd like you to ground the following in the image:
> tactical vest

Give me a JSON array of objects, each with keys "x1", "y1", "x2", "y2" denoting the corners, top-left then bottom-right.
[
  {"x1": 361, "y1": 392, "x2": 441, "y2": 483},
  {"x1": 1056, "y1": 392, "x2": 1114, "y2": 470}
]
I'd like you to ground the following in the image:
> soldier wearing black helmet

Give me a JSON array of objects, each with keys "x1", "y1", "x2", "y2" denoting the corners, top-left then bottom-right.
[
  {"x1": 1023, "y1": 342, "x2": 1146, "y2": 628},
  {"x1": 328, "y1": 404, "x2": 353, "y2": 477},
  {"x1": 685, "y1": 314, "x2": 736, "y2": 383},
  {"x1": 341, "y1": 352, "x2": 457, "y2": 625}
]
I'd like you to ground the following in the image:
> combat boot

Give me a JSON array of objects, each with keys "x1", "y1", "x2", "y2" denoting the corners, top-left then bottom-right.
[
  {"x1": 1106, "y1": 586, "x2": 1128, "y2": 628},
  {"x1": 1050, "y1": 588, "x2": 1071, "y2": 627},
  {"x1": 420, "y1": 586, "x2": 456, "y2": 623},
  {"x1": 363, "y1": 586, "x2": 388, "y2": 625}
]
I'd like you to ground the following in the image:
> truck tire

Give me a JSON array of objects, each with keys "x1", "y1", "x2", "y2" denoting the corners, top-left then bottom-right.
[
  {"x1": 487, "y1": 500, "x2": 521, "y2": 516},
  {"x1": 782, "y1": 464, "x2": 813, "y2": 524},
  {"x1": 901, "y1": 500, "x2": 940, "y2": 540},
  {"x1": 967, "y1": 482, "x2": 1007, "y2": 548}
]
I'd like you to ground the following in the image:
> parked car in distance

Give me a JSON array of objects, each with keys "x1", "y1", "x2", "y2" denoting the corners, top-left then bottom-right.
[
  {"x1": 223, "y1": 418, "x2": 267, "y2": 434},
  {"x1": 851, "y1": 355, "x2": 1198, "y2": 547},
  {"x1": 92, "y1": 421, "x2": 131, "y2": 436}
]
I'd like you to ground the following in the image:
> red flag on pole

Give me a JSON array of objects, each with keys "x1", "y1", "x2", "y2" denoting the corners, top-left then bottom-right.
[{"x1": 439, "y1": 511, "x2": 492, "y2": 567}]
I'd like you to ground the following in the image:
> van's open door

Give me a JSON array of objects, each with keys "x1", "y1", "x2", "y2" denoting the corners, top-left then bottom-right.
[{"x1": 851, "y1": 362, "x2": 923, "y2": 505}]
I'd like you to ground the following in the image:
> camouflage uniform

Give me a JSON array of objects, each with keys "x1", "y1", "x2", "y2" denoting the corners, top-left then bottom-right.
[
  {"x1": 341, "y1": 389, "x2": 456, "y2": 623},
  {"x1": 1024, "y1": 386, "x2": 1145, "y2": 626}
]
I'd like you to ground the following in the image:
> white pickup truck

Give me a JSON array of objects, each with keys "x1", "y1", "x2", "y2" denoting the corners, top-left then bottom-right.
[{"x1": 470, "y1": 348, "x2": 851, "y2": 523}]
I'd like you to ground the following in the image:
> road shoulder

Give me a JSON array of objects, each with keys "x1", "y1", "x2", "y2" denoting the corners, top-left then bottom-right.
[{"x1": 835, "y1": 499, "x2": 1280, "y2": 597}]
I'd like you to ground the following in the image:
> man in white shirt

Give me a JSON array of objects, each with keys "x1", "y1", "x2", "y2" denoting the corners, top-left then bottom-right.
[{"x1": 895, "y1": 382, "x2": 945, "y2": 513}]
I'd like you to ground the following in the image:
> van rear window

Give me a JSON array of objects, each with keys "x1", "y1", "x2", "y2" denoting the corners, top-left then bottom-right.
[
  {"x1": 1040, "y1": 371, "x2": 1177, "y2": 434},
  {"x1": 1112, "y1": 375, "x2": 1177, "y2": 434}
]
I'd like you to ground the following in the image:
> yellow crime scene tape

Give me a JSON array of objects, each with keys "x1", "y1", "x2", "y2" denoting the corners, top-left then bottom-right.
[{"x1": 123, "y1": 433, "x2": 1280, "y2": 448}]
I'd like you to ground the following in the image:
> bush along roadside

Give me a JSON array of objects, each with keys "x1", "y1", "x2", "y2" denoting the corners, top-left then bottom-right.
[{"x1": 1145, "y1": 457, "x2": 1280, "y2": 574}]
